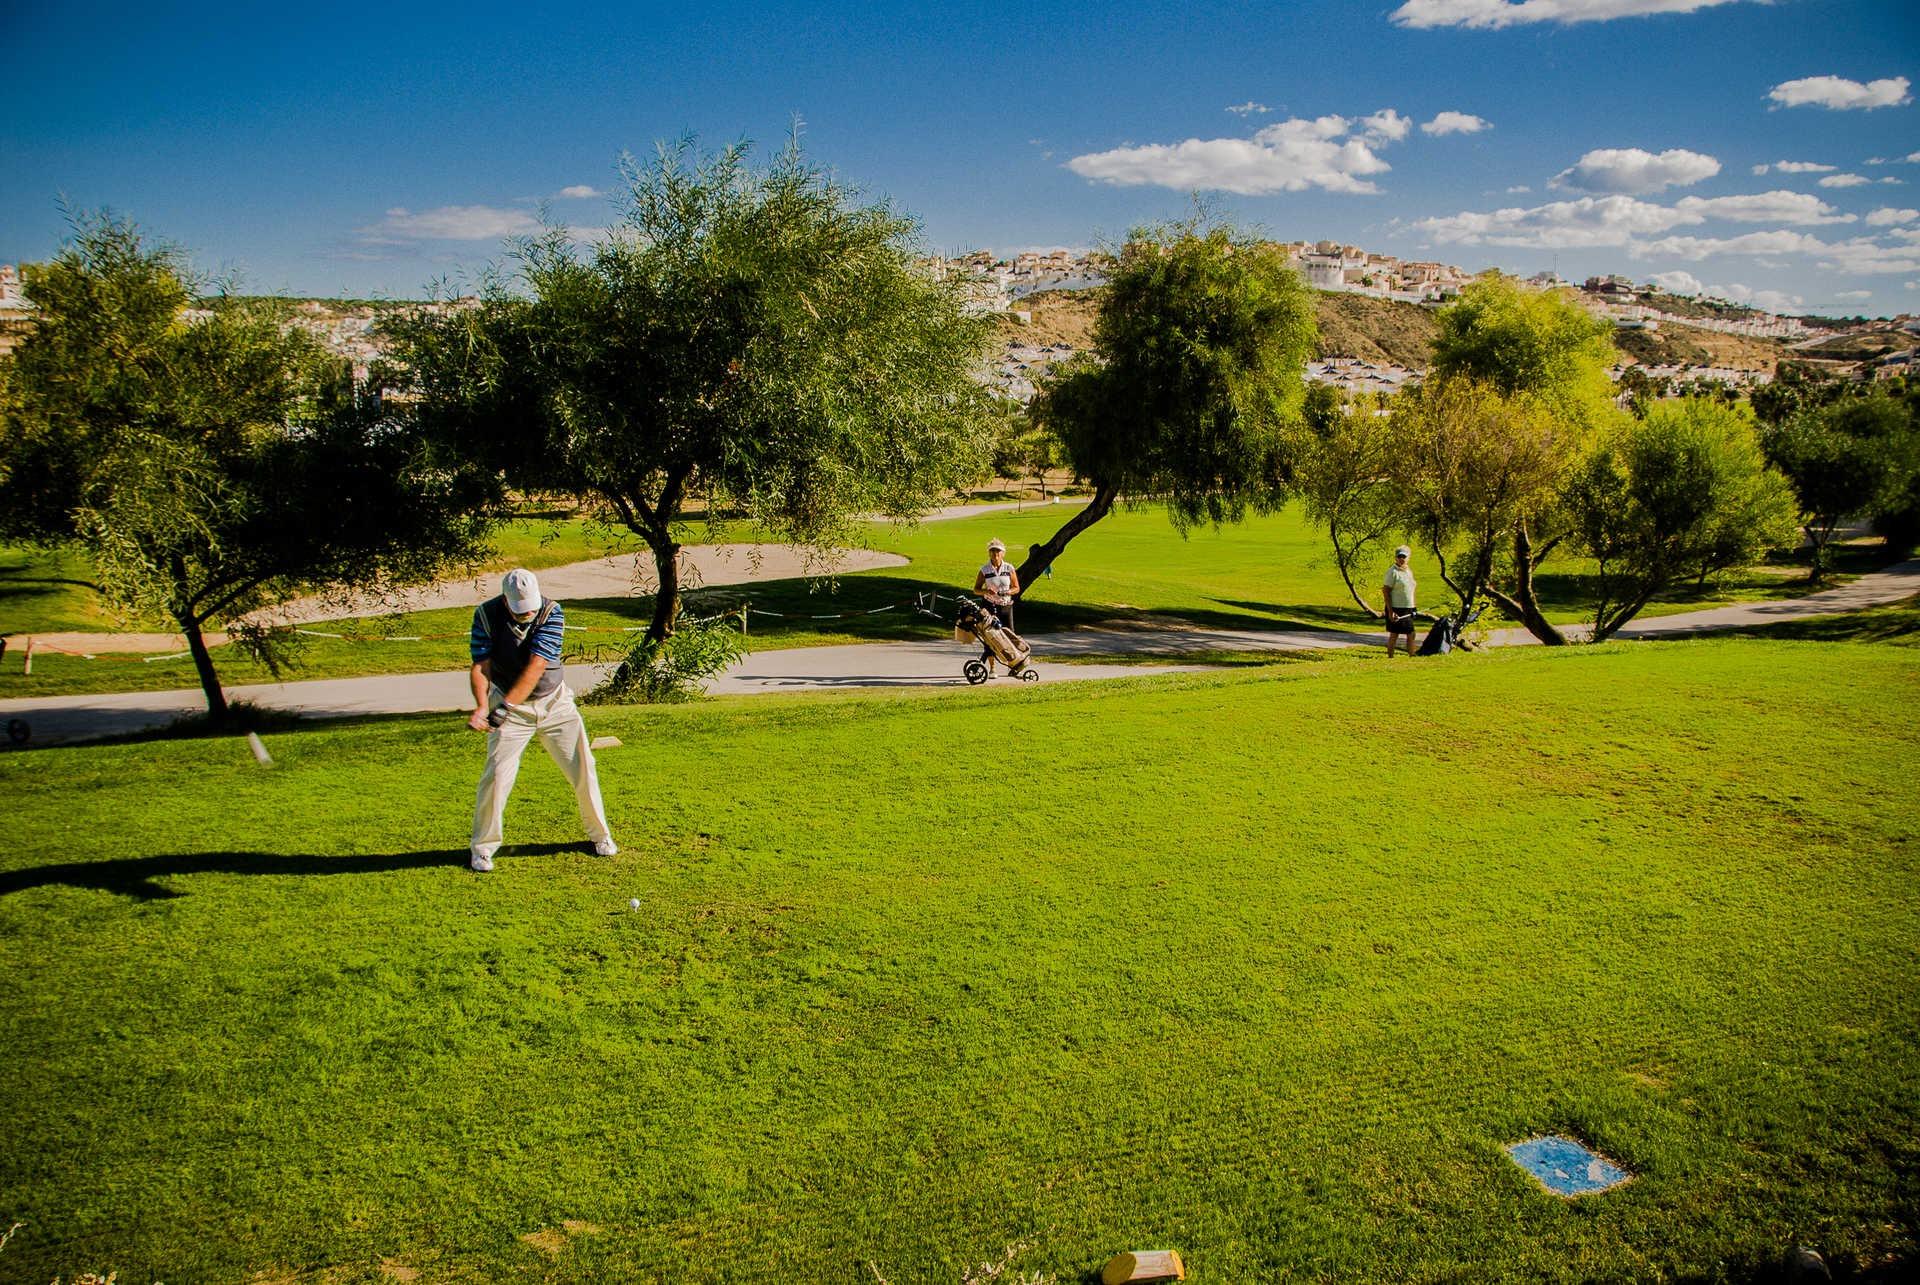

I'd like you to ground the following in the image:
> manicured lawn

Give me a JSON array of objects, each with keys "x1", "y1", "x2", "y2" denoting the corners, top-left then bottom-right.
[
  {"x1": 2, "y1": 505, "x2": 1890, "y2": 700},
  {"x1": 2, "y1": 641, "x2": 1916, "y2": 1282}
]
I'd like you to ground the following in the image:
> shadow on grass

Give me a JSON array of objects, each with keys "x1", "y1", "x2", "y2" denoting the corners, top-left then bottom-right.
[{"x1": 0, "y1": 842, "x2": 584, "y2": 900}]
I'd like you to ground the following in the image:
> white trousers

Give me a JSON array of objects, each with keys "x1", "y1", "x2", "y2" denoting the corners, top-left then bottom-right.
[{"x1": 470, "y1": 683, "x2": 612, "y2": 859}]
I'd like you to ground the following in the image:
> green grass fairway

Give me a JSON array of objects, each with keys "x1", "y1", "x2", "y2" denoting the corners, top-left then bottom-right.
[
  {"x1": 3, "y1": 642, "x2": 1916, "y2": 1281},
  {"x1": 2, "y1": 505, "x2": 1888, "y2": 700}
]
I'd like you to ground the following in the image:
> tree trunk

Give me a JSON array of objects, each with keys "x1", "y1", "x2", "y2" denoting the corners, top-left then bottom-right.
[
  {"x1": 1507, "y1": 522, "x2": 1567, "y2": 646},
  {"x1": 644, "y1": 537, "x2": 681, "y2": 644},
  {"x1": 178, "y1": 611, "x2": 230, "y2": 725},
  {"x1": 1590, "y1": 582, "x2": 1660, "y2": 643},
  {"x1": 1329, "y1": 513, "x2": 1384, "y2": 618},
  {"x1": 1014, "y1": 481, "x2": 1119, "y2": 588}
]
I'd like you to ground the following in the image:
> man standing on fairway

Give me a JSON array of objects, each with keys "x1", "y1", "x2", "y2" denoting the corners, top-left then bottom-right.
[
  {"x1": 466, "y1": 569, "x2": 616, "y2": 872},
  {"x1": 1382, "y1": 545, "x2": 1418, "y2": 658}
]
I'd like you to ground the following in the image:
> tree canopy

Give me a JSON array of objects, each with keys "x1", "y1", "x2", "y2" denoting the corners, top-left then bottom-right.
[
  {"x1": 0, "y1": 214, "x2": 497, "y2": 722},
  {"x1": 1568, "y1": 398, "x2": 1798, "y2": 639},
  {"x1": 1763, "y1": 390, "x2": 1920, "y2": 579},
  {"x1": 1416, "y1": 275, "x2": 1623, "y2": 642},
  {"x1": 388, "y1": 136, "x2": 994, "y2": 652},
  {"x1": 1019, "y1": 222, "x2": 1316, "y2": 585}
]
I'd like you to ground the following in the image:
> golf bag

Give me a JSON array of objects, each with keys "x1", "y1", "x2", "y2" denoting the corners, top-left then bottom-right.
[
  {"x1": 955, "y1": 596, "x2": 1032, "y2": 672},
  {"x1": 1418, "y1": 604, "x2": 1484, "y2": 656}
]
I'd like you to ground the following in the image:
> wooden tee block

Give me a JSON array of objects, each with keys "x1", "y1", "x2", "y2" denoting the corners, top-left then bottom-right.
[{"x1": 1102, "y1": 1249, "x2": 1186, "y2": 1284}]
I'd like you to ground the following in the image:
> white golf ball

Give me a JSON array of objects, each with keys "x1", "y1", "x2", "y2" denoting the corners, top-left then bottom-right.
[{"x1": 628, "y1": 898, "x2": 641, "y2": 910}]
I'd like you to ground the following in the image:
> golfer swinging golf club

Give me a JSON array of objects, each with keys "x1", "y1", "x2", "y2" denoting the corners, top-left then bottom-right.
[{"x1": 466, "y1": 569, "x2": 616, "y2": 872}]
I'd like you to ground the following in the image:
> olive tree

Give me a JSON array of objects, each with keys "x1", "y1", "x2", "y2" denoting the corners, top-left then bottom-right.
[
  {"x1": 1568, "y1": 399, "x2": 1799, "y2": 640},
  {"x1": 1420, "y1": 276, "x2": 1622, "y2": 643},
  {"x1": 0, "y1": 215, "x2": 496, "y2": 723},
  {"x1": 1017, "y1": 222, "x2": 1316, "y2": 586},
  {"x1": 1763, "y1": 392, "x2": 1920, "y2": 581},
  {"x1": 388, "y1": 137, "x2": 993, "y2": 649}
]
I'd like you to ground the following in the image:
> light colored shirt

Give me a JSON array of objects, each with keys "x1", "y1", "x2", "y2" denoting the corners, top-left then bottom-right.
[
  {"x1": 1382, "y1": 565, "x2": 1416, "y2": 609},
  {"x1": 978, "y1": 562, "x2": 1014, "y2": 605}
]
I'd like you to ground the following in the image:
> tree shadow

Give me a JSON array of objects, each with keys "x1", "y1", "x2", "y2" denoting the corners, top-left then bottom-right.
[
  {"x1": 0, "y1": 841, "x2": 583, "y2": 900},
  {"x1": 1208, "y1": 597, "x2": 1373, "y2": 630}
]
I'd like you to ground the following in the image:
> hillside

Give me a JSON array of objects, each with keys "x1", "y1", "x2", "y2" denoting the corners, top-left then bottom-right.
[
  {"x1": 1312, "y1": 292, "x2": 1440, "y2": 366},
  {"x1": 994, "y1": 288, "x2": 1101, "y2": 348},
  {"x1": 1791, "y1": 328, "x2": 1920, "y2": 360},
  {"x1": 1612, "y1": 321, "x2": 1789, "y2": 372},
  {"x1": 996, "y1": 287, "x2": 1444, "y2": 367}
]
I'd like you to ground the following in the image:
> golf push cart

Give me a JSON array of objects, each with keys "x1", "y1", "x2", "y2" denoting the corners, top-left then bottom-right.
[
  {"x1": 1411, "y1": 603, "x2": 1486, "y2": 656},
  {"x1": 915, "y1": 592, "x2": 1040, "y2": 684}
]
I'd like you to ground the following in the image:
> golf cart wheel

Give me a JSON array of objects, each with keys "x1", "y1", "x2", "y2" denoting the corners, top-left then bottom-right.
[
  {"x1": 1018, "y1": 668, "x2": 1039, "y2": 683},
  {"x1": 963, "y1": 660, "x2": 989, "y2": 685}
]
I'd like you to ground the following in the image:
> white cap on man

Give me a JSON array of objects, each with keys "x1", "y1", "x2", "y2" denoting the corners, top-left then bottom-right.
[
  {"x1": 987, "y1": 538, "x2": 1006, "y2": 553},
  {"x1": 1395, "y1": 545, "x2": 1412, "y2": 558},
  {"x1": 502, "y1": 568, "x2": 541, "y2": 614}
]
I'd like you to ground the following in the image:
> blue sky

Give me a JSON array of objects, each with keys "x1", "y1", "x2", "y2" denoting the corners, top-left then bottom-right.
[{"x1": 2, "y1": 0, "x2": 1916, "y2": 314}]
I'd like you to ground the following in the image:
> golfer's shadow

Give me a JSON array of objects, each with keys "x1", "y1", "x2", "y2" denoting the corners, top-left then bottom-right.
[{"x1": 0, "y1": 843, "x2": 581, "y2": 900}]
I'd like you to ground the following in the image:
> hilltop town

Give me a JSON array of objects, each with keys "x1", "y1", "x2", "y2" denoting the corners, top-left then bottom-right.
[{"x1": 5, "y1": 249, "x2": 1917, "y2": 395}]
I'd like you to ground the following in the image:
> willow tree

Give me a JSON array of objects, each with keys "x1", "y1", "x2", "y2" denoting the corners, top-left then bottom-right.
[
  {"x1": 1016, "y1": 223, "x2": 1316, "y2": 586},
  {"x1": 389, "y1": 136, "x2": 993, "y2": 644}
]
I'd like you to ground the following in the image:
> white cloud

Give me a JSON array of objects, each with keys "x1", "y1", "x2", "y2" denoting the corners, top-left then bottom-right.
[
  {"x1": 1882, "y1": 177, "x2": 1905, "y2": 185},
  {"x1": 1869, "y1": 152, "x2": 1920, "y2": 165},
  {"x1": 1818, "y1": 236, "x2": 1920, "y2": 274},
  {"x1": 1390, "y1": 0, "x2": 1747, "y2": 29},
  {"x1": 1415, "y1": 194, "x2": 1698, "y2": 248},
  {"x1": 1718, "y1": 284, "x2": 1804, "y2": 313},
  {"x1": 1834, "y1": 289, "x2": 1874, "y2": 301},
  {"x1": 1673, "y1": 190, "x2": 1853, "y2": 225},
  {"x1": 1647, "y1": 271, "x2": 1802, "y2": 312},
  {"x1": 555, "y1": 185, "x2": 602, "y2": 200},
  {"x1": 1422, "y1": 111, "x2": 1492, "y2": 136},
  {"x1": 1362, "y1": 109, "x2": 1414, "y2": 142},
  {"x1": 360, "y1": 205, "x2": 540, "y2": 242},
  {"x1": 1506, "y1": 184, "x2": 1533, "y2": 193},
  {"x1": 1818, "y1": 173, "x2": 1872, "y2": 188},
  {"x1": 1649, "y1": 270, "x2": 1707, "y2": 294},
  {"x1": 1066, "y1": 114, "x2": 1395, "y2": 195},
  {"x1": 1768, "y1": 75, "x2": 1912, "y2": 111},
  {"x1": 1631, "y1": 230, "x2": 1828, "y2": 259},
  {"x1": 1226, "y1": 101, "x2": 1272, "y2": 116},
  {"x1": 1750, "y1": 160, "x2": 1837, "y2": 175},
  {"x1": 1866, "y1": 208, "x2": 1920, "y2": 225},
  {"x1": 1550, "y1": 147, "x2": 1720, "y2": 194}
]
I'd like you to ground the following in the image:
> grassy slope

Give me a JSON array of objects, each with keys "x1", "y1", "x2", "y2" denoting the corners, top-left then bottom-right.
[
  {"x1": 0, "y1": 642, "x2": 1916, "y2": 1282},
  {"x1": 1, "y1": 505, "x2": 1895, "y2": 698}
]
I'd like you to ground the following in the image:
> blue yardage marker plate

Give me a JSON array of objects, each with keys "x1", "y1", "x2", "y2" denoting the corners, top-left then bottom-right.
[{"x1": 1506, "y1": 1135, "x2": 1633, "y2": 1196}]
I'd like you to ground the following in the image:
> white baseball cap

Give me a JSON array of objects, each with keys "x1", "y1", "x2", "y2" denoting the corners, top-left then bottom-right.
[
  {"x1": 502, "y1": 569, "x2": 541, "y2": 613},
  {"x1": 987, "y1": 538, "x2": 1006, "y2": 552},
  {"x1": 1395, "y1": 545, "x2": 1412, "y2": 558}
]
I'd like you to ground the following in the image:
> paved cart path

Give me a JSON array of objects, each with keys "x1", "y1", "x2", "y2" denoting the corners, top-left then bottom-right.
[{"x1": 2, "y1": 558, "x2": 1912, "y2": 748}]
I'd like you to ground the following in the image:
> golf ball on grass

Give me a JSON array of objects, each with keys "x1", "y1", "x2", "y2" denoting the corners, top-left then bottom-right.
[{"x1": 628, "y1": 898, "x2": 641, "y2": 910}]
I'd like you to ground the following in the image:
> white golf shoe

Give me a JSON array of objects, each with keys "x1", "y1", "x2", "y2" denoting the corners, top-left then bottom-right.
[
  {"x1": 593, "y1": 838, "x2": 619, "y2": 857},
  {"x1": 469, "y1": 853, "x2": 494, "y2": 872}
]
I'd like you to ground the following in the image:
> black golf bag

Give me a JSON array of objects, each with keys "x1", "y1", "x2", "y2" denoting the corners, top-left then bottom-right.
[{"x1": 1418, "y1": 605, "x2": 1484, "y2": 656}]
